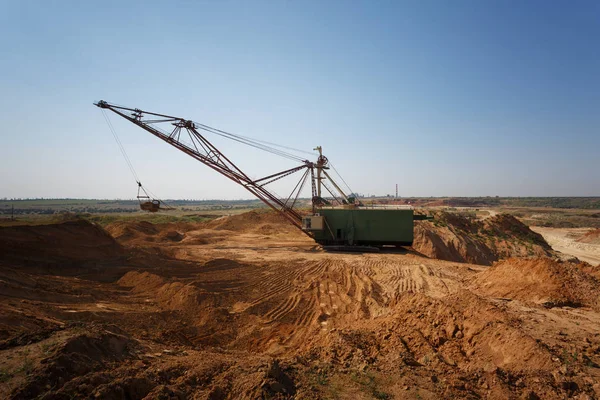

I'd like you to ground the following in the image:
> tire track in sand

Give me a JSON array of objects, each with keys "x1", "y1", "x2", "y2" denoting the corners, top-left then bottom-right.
[{"x1": 200, "y1": 256, "x2": 460, "y2": 351}]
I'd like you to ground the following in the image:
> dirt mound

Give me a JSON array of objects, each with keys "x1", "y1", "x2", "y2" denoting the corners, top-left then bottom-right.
[
  {"x1": 304, "y1": 290, "x2": 555, "y2": 372},
  {"x1": 299, "y1": 290, "x2": 564, "y2": 399},
  {"x1": 161, "y1": 230, "x2": 184, "y2": 242},
  {"x1": 116, "y1": 257, "x2": 463, "y2": 352},
  {"x1": 118, "y1": 270, "x2": 167, "y2": 292},
  {"x1": 0, "y1": 220, "x2": 124, "y2": 273},
  {"x1": 118, "y1": 271, "x2": 236, "y2": 345},
  {"x1": 119, "y1": 271, "x2": 218, "y2": 314},
  {"x1": 119, "y1": 270, "x2": 218, "y2": 314},
  {"x1": 105, "y1": 221, "x2": 188, "y2": 247},
  {"x1": 414, "y1": 212, "x2": 552, "y2": 265},
  {"x1": 104, "y1": 220, "x2": 158, "y2": 240},
  {"x1": 0, "y1": 267, "x2": 98, "y2": 306},
  {"x1": 178, "y1": 230, "x2": 230, "y2": 245},
  {"x1": 116, "y1": 259, "x2": 562, "y2": 396},
  {"x1": 471, "y1": 258, "x2": 600, "y2": 308},
  {"x1": 577, "y1": 228, "x2": 600, "y2": 244},
  {"x1": 18, "y1": 344, "x2": 296, "y2": 400},
  {"x1": 10, "y1": 328, "x2": 141, "y2": 400},
  {"x1": 205, "y1": 210, "x2": 299, "y2": 235}
]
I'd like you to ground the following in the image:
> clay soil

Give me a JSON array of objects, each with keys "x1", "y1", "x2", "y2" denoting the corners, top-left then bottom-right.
[{"x1": 2, "y1": 213, "x2": 600, "y2": 399}]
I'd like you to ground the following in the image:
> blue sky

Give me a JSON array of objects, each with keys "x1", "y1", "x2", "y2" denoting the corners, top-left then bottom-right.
[{"x1": 1, "y1": 0, "x2": 598, "y2": 199}]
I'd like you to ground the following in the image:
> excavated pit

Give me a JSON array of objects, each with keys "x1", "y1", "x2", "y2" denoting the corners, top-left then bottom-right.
[{"x1": 2, "y1": 212, "x2": 600, "y2": 399}]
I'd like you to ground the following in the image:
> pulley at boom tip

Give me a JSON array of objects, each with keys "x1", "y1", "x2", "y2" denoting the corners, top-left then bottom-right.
[{"x1": 95, "y1": 100, "x2": 109, "y2": 108}]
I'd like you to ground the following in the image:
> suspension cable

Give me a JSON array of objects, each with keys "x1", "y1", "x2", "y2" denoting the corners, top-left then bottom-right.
[
  {"x1": 101, "y1": 101, "x2": 317, "y2": 160},
  {"x1": 193, "y1": 118, "x2": 316, "y2": 156},
  {"x1": 195, "y1": 125, "x2": 306, "y2": 162},
  {"x1": 101, "y1": 110, "x2": 173, "y2": 209},
  {"x1": 329, "y1": 162, "x2": 355, "y2": 196},
  {"x1": 208, "y1": 128, "x2": 317, "y2": 156},
  {"x1": 102, "y1": 109, "x2": 140, "y2": 184},
  {"x1": 102, "y1": 101, "x2": 316, "y2": 162},
  {"x1": 193, "y1": 122, "x2": 309, "y2": 162}
]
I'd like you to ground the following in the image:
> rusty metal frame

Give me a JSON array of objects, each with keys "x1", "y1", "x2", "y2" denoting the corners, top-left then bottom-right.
[{"x1": 95, "y1": 101, "x2": 313, "y2": 233}]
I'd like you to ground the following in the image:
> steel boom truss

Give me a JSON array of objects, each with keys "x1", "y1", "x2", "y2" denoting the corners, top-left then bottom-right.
[{"x1": 95, "y1": 101, "x2": 319, "y2": 233}]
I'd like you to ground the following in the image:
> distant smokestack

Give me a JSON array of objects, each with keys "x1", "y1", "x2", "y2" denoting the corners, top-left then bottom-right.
[{"x1": 396, "y1": 184, "x2": 398, "y2": 198}]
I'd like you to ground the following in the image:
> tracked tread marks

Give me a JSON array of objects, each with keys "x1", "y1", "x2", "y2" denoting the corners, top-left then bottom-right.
[{"x1": 167, "y1": 256, "x2": 459, "y2": 352}]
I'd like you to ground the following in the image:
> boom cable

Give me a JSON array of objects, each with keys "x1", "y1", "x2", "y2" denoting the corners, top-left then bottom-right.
[
  {"x1": 202, "y1": 126, "x2": 317, "y2": 156},
  {"x1": 194, "y1": 123, "x2": 307, "y2": 162},
  {"x1": 102, "y1": 102, "x2": 317, "y2": 162},
  {"x1": 102, "y1": 109, "x2": 140, "y2": 184},
  {"x1": 101, "y1": 110, "x2": 172, "y2": 209},
  {"x1": 329, "y1": 162, "x2": 354, "y2": 196}
]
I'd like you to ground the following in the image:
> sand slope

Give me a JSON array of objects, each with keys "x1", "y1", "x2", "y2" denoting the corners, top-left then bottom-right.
[{"x1": 414, "y1": 212, "x2": 553, "y2": 265}]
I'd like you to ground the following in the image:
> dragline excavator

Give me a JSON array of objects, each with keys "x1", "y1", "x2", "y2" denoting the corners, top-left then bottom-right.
[{"x1": 95, "y1": 100, "x2": 427, "y2": 250}]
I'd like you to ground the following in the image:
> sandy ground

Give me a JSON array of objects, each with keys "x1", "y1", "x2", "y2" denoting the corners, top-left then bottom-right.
[
  {"x1": 2, "y1": 217, "x2": 600, "y2": 399},
  {"x1": 532, "y1": 227, "x2": 600, "y2": 266}
]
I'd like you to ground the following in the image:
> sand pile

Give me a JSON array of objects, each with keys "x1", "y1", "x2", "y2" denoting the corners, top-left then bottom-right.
[
  {"x1": 0, "y1": 220, "x2": 123, "y2": 271},
  {"x1": 118, "y1": 270, "x2": 166, "y2": 292},
  {"x1": 413, "y1": 212, "x2": 552, "y2": 265},
  {"x1": 105, "y1": 221, "x2": 187, "y2": 246},
  {"x1": 0, "y1": 267, "x2": 98, "y2": 305},
  {"x1": 118, "y1": 271, "x2": 218, "y2": 314},
  {"x1": 118, "y1": 260, "x2": 557, "y2": 381},
  {"x1": 302, "y1": 290, "x2": 555, "y2": 375},
  {"x1": 105, "y1": 211, "x2": 305, "y2": 249},
  {"x1": 118, "y1": 271, "x2": 235, "y2": 345},
  {"x1": 9, "y1": 333, "x2": 295, "y2": 400},
  {"x1": 577, "y1": 228, "x2": 600, "y2": 245},
  {"x1": 104, "y1": 221, "x2": 158, "y2": 240},
  {"x1": 9, "y1": 328, "x2": 143, "y2": 400},
  {"x1": 471, "y1": 257, "x2": 600, "y2": 308},
  {"x1": 205, "y1": 210, "x2": 299, "y2": 235}
]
